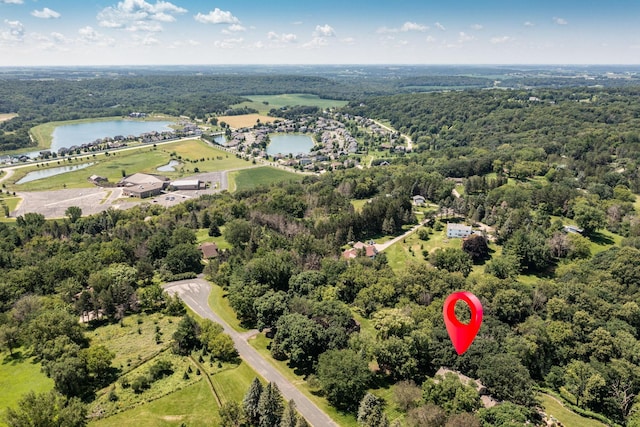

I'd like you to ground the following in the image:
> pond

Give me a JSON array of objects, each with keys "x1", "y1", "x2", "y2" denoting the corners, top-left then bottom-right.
[
  {"x1": 50, "y1": 120, "x2": 174, "y2": 152},
  {"x1": 157, "y1": 159, "x2": 181, "y2": 172},
  {"x1": 16, "y1": 162, "x2": 95, "y2": 184},
  {"x1": 266, "y1": 134, "x2": 314, "y2": 156}
]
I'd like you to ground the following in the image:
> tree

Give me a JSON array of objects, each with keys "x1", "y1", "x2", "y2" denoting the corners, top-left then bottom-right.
[
  {"x1": 573, "y1": 202, "x2": 606, "y2": 235},
  {"x1": 219, "y1": 400, "x2": 245, "y2": 427},
  {"x1": 444, "y1": 413, "x2": 480, "y2": 427},
  {"x1": 484, "y1": 254, "x2": 520, "y2": 279},
  {"x1": 422, "y1": 373, "x2": 481, "y2": 415},
  {"x1": 407, "y1": 404, "x2": 446, "y2": 427},
  {"x1": 317, "y1": 349, "x2": 372, "y2": 411},
  {"x1": 48, "y1": 356, "x2": 88, "y2": 397},
  {"x1": 172, "y1": 315, "x2": 200, "y2": 355},
  {"x1": 564, "y1": 360, "x2": 599, "y2": 407},
  {"x1": 164, "y1": 243, "x2": 203, "y2": 275},
  {"x1": 393, "y1": 380, "x2": 422, "y2": 412},
  {"x1": 281, "y1": 399, "x2": 297, "y2": 427},
  {"x1": 258, "y1": 382, "x2": 284, "y2": 427},
  {"x1": 271, "y1": 313, "x2": 326, "y2": 373},
  {"x1": 429, "y1": 248, "x2": 473, "y2": 277},
  {"x1": 243, "y1": 377, "x2": 263, "y2": 425},
  {"x1": 357, "y1": 393, "x2": 389, "y2": 427},
  {"x1": 81, "y1": 345, "x2": 115, "y2": 385},
  {"x1": 0, "y1": 323, "x2": 20, "y2": 356},
  {"x1": 477, "y1": 402, "x2": 533, "y2": 426},
  {"x1": 478, "y1": 354, "x2": 536, "y2": 407},
  {"x1": 64, "y1": 206, "x2": 82, "y2": 223},
  {"x1": 461, "y1": 234, "x2": 489, "y2": 261},
  {"x1": 5, "y1": 390, "x2": 87, "y2": 427}
]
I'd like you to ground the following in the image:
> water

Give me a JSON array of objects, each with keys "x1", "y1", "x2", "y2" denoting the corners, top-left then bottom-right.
[
  {"x1": 214, "y1": 135, "x2": 226, "y2": 145},
  {"x1": 157, "y1": 159, "x2": 181, "y2": 172},
  {"x1": 16, "y1": 162, "x2": 95, "y2": 184},
  {"x1": 50, "y1": 120, "x2": 173, "y2": 152},
  {"x1": 266, "y1": 134, "x2": 314, "y2": 156}
]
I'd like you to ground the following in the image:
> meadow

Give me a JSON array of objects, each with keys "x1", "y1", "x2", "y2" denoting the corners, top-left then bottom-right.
[
  {"x1": 217, "y1": 113, "x2": 277, "y2": 129},
  {"x1": 229, "y1": 166, "x2": 303, "y2": 192},
  {"x1": 233, "y1": 94, "x2": 349, "y2": 115},
  {"x1": 0, "y1": 350, "x2": 54, "y2": 427}
]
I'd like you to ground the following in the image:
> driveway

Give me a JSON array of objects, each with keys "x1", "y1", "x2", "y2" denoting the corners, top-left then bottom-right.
[{"x1": 163, "y1": 278, "x2": 338, "y2": 427}]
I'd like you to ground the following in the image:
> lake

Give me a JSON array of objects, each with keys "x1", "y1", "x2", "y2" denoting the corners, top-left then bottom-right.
[
  {"x1": 16, "y1": 162, "x2": 95, "y2": 184},
  {"x1": 50, "y1": 120, "x2": 174, "y2": 152},
  {"x1": 266, "y1": 134, "x2": 314, "y2": 156},
  {"x1": 157, "y1": 159, "x2": 181, "y2": 172}
]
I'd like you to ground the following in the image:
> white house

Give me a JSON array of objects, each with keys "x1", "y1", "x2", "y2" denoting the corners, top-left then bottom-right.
[
  {"x1": 412, "y1": 195, "x2": 426, "y2": 206},
  {"x1": 446, "y1": 223, "x2": 473, "y2": 238}
]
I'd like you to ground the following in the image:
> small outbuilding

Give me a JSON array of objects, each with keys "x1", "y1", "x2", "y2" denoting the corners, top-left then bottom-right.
[{"x1": 171, "y1": 179, "x2": 201, "y2": 190}]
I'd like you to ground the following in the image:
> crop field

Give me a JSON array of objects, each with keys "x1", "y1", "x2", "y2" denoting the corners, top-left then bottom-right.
[
  {"x1": 229, "y1": 166, "x2": 303, "y2": 192},
  {"x1": 217, "y1": 113, "x2": 278, "y2": 129},
  {"x1": 0, "y1": 350, "x2": 54, "y2": 427},
  {"x1": 236, "y1": 94, "x2": 349, "y2": 115}
]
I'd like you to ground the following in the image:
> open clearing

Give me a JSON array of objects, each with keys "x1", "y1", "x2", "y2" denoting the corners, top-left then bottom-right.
[
  {"x1": 217, "y1": 113, "x2": 278, "y2": 129},
  {"x1": 230, "y1": 166, "x2": 303, "y2": 192},
  {"x1": 235, "y1": 94, "x2": 349, "y2": 115},
  {"x1": 0, "y1": 113, "x2": 18, "y2": 123},
  {"x1": 538, "y1": 393, "x2": 606, "y2": 427},
  {"x1": 0, "y1": 350, "x2": 54, "y2": 427}
]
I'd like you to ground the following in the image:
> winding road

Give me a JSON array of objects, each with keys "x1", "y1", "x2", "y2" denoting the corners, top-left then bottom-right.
[{"x1": 162, "y1": 278, "x2": 338, "y2": 427}]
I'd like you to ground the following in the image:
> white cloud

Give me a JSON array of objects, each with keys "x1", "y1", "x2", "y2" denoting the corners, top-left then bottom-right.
[
  {"x1": 458, "y1": 32, "x2": 474, "y2": 43},
  {"x1": 0, "y1": 0, "x2": 23, "y2": 4},
  {"x1": 303, "y1": 37, "x2": 329, "y2": 48},
  {"x1": 553, "y1": 17, "x2": 568, "y2": 25},
  {"x1": 314, "y1": 24, "x2": 335, "y2": 37},
  {"x1": 227, "y1": 24, "x2": 246, "y2": 32},
  {"x1": 426, "y1": 35, "x2": 436, "y2": 43},
  {"x1": 341, "y1": 37, "x2": 356, "y2": 45},
  {"x1": 32, "y1": 8, "x2": 61, "y2": 19},
  {"x1": 524, "y1": 21, "x2": 535, "y2": 27},
  {"x1": 98, "y1": 0, "x2": 187, "y2": 31},
  {"x1": 435, "y1": 22, "x2": 446, "y2": 31},
  {"x1": 1, "y1": 20, "x2": 24, "y2": 43},
  {"x1": 214, "y1": 37, "x2": 243, "y2": 49},
  {"x1": 491, "y1": 36, "x2": 513, "y2": 44},
  {"x1": 401, "y1": 22, "x2": 428, "y2": 32},
  {"x1": 195, "y1": 8, "x2": 239, "y2": 24},
  {"x1": 267, "y1": 31, "x2": 297, "y2": 43},
  {"x1": 78, "y1": 26, "x2": 115, "y2": 46},
  {"x1": 471, "y1": 24, "x2": 483, "y2": 30}
]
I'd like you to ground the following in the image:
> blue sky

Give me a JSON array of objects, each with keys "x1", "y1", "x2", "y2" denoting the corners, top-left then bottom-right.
[{"x1": 0, "y1": 0, "x2": 638, "y2": 66}]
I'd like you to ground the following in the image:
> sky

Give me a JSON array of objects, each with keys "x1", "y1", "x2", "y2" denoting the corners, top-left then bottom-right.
[{"x1": 0, "y1": 0, "x2": 639, "y2": 66}]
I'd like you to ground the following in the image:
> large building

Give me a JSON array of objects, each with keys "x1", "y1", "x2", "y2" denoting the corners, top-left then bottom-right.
[
  {"x1": 119, "y1": 173, "x2": 169, "y2": 198},
  {"x1": 446, "y1": 223, "x2": 473, "y2": 238},
  {"x1": 171, "y1": 179, "x2": 201, "y2": 191}
]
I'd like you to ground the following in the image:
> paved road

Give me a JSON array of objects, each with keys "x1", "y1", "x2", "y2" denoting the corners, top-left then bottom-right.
[{"x1": 163, "y1": 279, "x2": 338, "y2": 427}]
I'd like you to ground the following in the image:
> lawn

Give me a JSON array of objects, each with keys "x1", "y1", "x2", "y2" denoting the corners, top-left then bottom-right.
[
  {"x1": 351, "y1": 199, "x2": 370, "y2": 213},
  {"x1": 195, "y1": 227, "x2": 231, "y2": 251},
  {"x1": 234, "y1": 94, "x2": 348, "y2": 115},
  {"x1": 538, "y1": 393, "x2": 606, "y2": 427},
  {"x1": 209, "y1": 361, "x2": 258, "y2": 405},
  {"x1": 89, "y1": 379, "x2": 218, "y2": 427},
  {"x1": 230, "y1": 166, "x2": 303, "y2": 192},
  {"x1": 161, "y1": 139, "x2": 250, "y2": 173},
  {"x1": 0, "y1": 197, "x2": 20, "y2": 216},
  {"x1": 0, "y1": 350, "x2": 54, "y2": 427},
  {"x1": 383, "y1": 225, "x2": 460, "y2": 273},
  {"x1": 207, "y1": 283, "x2": 248, "y2": 333}
]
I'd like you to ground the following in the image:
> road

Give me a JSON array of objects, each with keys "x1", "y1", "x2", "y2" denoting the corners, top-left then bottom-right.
[
  {"x1": 163, "y1": 278, "x2": 338, "y2": 427},
  {"x1": 371, "y1": 119, "x2": 413, "y2": 151}
]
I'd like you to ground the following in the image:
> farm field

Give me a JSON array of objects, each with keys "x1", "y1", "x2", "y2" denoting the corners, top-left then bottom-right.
[
  {"x1": 217, "y1": 113, "x2": 278, "y2": 129},
  {"x1": 0, "y1": 350, "x2": 54, "y2": 427},
  {"x1": 229, "y1": 166, "x2": 303, "y2": 192},
  {"x1": 234, "y1": 94, "x2": 349, "y2": 115}
]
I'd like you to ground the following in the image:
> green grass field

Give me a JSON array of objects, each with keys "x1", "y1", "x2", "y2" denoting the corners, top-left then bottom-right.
[
  {"x1": 207, "y1": 283, "x2": 248, "y2": 333},
  {"x1": 6, "y1": 139, "x2": 251, "y2": 191},
  {"x1": 230, "y1": 166, "x2": 303, "y2": 192},
  {"x1": 195, "y1": 227, "x2": 232, "y2": 251},
  {"x1": 383, "y1": 225, "x2": 461, "y2": 272},
  {"x1": 538, "y1": 393, "x2": 606, "y2": 427},
  {"x1": 234, "y1": 94, "x2": 348, "y2": 115},
  {"x1": 0, "y1": 350, "x2": 54, "y2": 427}
]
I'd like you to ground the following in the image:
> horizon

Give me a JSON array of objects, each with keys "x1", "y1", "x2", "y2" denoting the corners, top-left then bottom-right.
[{"x1": 1, "y1": 0, "x2": 639, "y2": 66}]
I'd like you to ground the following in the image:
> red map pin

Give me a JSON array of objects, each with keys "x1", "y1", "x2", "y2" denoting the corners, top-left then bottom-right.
[{"x1": 443, "y1": 291, "x2": 483, "y2": 355}]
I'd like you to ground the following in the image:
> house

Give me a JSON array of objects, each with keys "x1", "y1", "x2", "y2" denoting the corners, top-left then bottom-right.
[
  {"x1": 171, "y1": 179, "x2": 201, "y2": 191},
  {"x1": 342, "y1": 241, "x2": 378, "y2": 259},
  {"x1": 199, "y1": 242, "x2": 219, "y2": 259},
  {"x1": 412, "y1": 195, "x2": 426, "y2": 206},
  {"x1": 563, "y1": 225, "x2": 584, "y2": 234},
  {"x1": 446, "y1": 223, "x2": 473, "y2": 238}
]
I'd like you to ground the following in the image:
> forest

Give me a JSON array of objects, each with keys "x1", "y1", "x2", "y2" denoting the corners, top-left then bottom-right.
[{"x1": 1, "y1": 71, "x2": 640, "y2": 426}]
